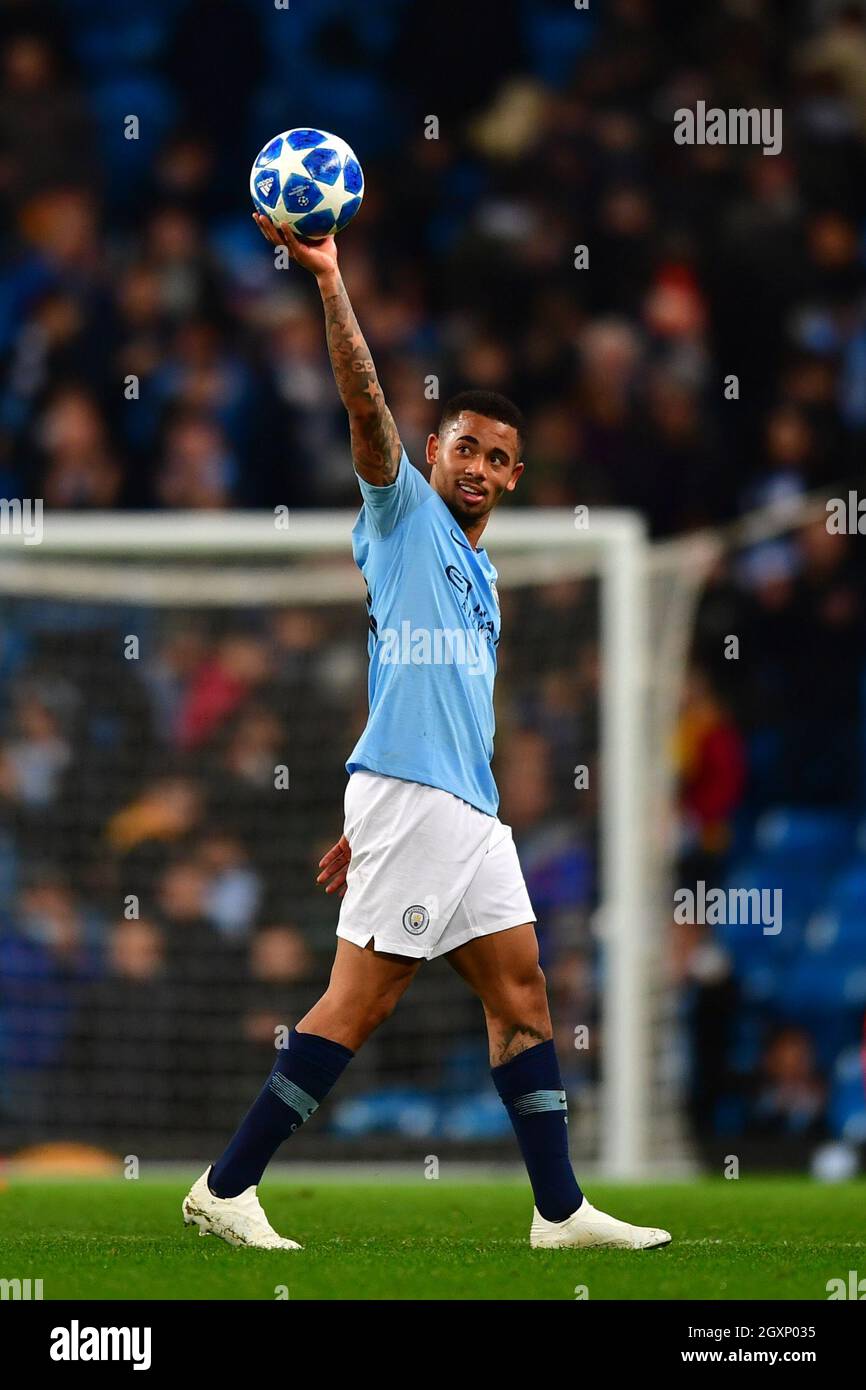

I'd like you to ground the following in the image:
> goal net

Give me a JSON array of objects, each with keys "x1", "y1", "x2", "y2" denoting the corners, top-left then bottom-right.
[{"x1": 0, "y1": 507, "x2": 700, "y2": 1175}]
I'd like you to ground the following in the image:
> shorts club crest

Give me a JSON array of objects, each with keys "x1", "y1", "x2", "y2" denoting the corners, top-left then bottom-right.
[{"x1": 402, "y1": 905, "x2": 430, "y2": 936}]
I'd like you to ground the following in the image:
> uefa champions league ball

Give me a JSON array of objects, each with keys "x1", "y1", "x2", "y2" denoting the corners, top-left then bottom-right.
[{"x1": 250, "y1": 128, "x2": 364, "y2": 240}]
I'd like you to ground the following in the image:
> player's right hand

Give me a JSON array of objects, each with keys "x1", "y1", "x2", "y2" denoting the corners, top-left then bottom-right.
[
  {"x1": 253, "y1": 212, "x2": 338, "y2": 278},
  {"x1": 316, "y1": 834, "x2": 351, "y2": 897}
]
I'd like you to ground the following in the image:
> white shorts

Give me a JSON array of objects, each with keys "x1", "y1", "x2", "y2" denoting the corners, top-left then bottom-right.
[{"x1": 336, "y1": 770, "x2": 536, "y2": 961}]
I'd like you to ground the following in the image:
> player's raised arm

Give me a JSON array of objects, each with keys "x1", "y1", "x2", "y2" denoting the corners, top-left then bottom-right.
[{"x1": 253, "y1": 213, "x2": 402, "y2": 486}]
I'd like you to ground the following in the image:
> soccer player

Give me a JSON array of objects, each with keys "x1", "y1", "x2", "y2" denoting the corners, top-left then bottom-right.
[{"x1": 182, "y1": 217, "x2": 671, "y2": 1253}]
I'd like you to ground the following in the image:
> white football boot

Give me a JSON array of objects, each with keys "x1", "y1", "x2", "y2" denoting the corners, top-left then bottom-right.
[
  {"x1": 530, "y1": 1197, "x2": 671, "y2": 1250},
  {"x1": 182, "y1": 1168, "x2": 302, "y2": 1251}
]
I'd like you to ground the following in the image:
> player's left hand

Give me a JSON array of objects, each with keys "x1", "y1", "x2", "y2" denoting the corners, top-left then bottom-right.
[{"x1": 316, "y1": 834, "x2": 351, "y2": 897}]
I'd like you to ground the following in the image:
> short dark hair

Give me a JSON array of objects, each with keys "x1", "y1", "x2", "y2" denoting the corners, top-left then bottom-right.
[{"x1": 439, "y1": 390, "x2": 526, "y2": 461}]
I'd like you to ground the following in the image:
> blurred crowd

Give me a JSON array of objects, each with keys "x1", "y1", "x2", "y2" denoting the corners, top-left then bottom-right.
[
  {"x1": 1, "y1": 1, "x2": 865, "y2": 523},
  {"x1": 1, "y1": 0, "x2": 866, "y2": 1160}
]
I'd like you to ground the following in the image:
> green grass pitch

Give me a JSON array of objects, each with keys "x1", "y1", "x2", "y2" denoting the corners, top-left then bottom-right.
[{"x1": 2, "y1": 1177, "x2": 864, "y2": 1300}]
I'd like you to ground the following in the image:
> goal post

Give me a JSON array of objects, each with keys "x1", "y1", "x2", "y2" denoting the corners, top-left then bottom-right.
[
  {"x1": 0, "y1": 507, "x2": 687, "y2": 1175},
  {"x1": 599, "y1": 514, "x2": 651, "y2": 1178}
]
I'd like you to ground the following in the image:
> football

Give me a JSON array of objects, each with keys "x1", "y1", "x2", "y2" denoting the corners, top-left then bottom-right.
[{"x1": 249, "y1": 128, "x2": 364, "y2": 240}]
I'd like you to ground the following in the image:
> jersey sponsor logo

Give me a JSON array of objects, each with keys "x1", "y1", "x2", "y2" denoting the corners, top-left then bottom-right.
[
  {"x1": 445, "y1": 563, "x2": 472, "y2": 599},
  {"x1": 402, "y1": 904, "x2": 430, "y2": 935},
  {"x1": 445, "y1": 565, "x2": 498, "y2": 647}
]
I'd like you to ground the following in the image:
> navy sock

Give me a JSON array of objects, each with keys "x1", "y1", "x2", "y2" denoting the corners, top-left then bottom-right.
[
  {"x1": 491, "y1": 1038, "x2": 583, "y2": 1222},
  {"x1": 209, "y1": 1029, "x2": 354, "y2": 1197}
]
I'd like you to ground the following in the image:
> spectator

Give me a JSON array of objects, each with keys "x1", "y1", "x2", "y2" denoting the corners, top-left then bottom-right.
[
  {"x1": 749, "y1": 1027, "x2": 827, "y2": 1141},
  {"x1": 675, "y1": 665, "x2": 747, "y2": 876},
  {"x1": 63, "y1": 918, "x2": 176, "y2": 1140}
]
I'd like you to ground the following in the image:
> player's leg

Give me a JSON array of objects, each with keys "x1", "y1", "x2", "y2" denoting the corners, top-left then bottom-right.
[
  {"x1": 445, "y1": 923, "x2": 584, "y2": 1220},
  {"x1": 447, "y1": 924, "x2": 671, "y2": 1250},
  {"x1": 296, "y1": 936, "x2": 421, "y2": 1048},
  {"x1": 209, "y1": 938, "x2": 419, "y2": 1195},
  {"x1": 183, "y1": 939, "x2": 419, "y2": 1248},
  {"x1": 445, "y1": 921, "x2": 552, "y2": 1065}
]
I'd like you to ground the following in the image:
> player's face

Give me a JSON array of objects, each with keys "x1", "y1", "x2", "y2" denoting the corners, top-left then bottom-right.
[{"x1": 427, "y1": 413, "x2": 524, "y2": 529}]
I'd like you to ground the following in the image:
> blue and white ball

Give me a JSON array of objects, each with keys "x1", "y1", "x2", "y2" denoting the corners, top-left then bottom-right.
[{"x1": 250, "y1": 128, "x2": 364, "y2": 240}]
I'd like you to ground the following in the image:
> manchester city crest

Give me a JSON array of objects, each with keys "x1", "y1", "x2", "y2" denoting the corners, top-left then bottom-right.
[{"x1": 402, "y1": 904, "x2": 430, "y2": 936}]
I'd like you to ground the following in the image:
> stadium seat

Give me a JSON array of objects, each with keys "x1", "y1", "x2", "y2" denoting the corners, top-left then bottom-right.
[
  {"x1": 753, "y1": 807, "x2": 855, "y2": 863},
  {"x1": 776, "y1": 956, "x2": 866, "y2": 1025},
  {"x1": 728, "y1": 1010, "x2": 765, "y2": 1074},
  {"x1": 331, "y1": 1089, "x2": 439, "y2": 1138},
  {"x1": 802, "y1": 906, "x2": 866, "y2": 961},
  {"x1": 743, "y1": 730, "x2": 784, "y2": 811},
  {"x1": 828, "y1": 861, "x2": 866, "y2": 922},
  {"x1": 736, "y1": 961, "x2": 781, "y2": 1006},
  {"x1": 827, "y1": 1047, "x2": 866, "y2": 1143},
  {"x1": 717, "y1": 857, "x2": 812, "y2": 961},
  {"x1": 89, "y1": 78, "x2": 178, "y2": 193},
  {"x1": 442, "y1": 1092, "x2": 513, "y2": 1140},
  {"x1": 713, "y1": 1095, "x2": 748, "y2": 1134},
  {"x1": 522, "y1": 0, "x2": 598, "y2": 87},
  {"x1": 62, "y1": 4, "x2": 183, "y2": 76}
]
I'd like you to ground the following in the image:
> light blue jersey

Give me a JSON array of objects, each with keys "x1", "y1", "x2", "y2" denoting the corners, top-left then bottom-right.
[{"x1": 346, "y1": 449, "x2": 501, "y2": 815}]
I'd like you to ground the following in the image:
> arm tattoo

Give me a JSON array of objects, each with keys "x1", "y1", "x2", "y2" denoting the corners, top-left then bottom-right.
[{"x1": 320, "y1": 273, "x2": 402, "y2": 484}]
